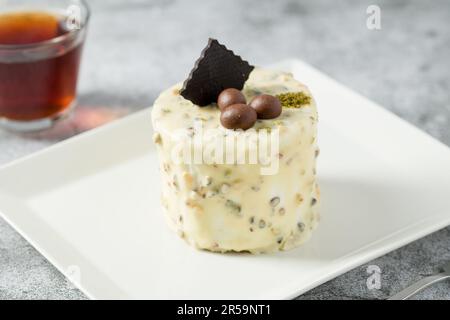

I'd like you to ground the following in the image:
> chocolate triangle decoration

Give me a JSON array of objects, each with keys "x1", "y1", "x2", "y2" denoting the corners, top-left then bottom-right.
[{"x1": 180, "y1": 39, "x2": 254, "y2": 106}]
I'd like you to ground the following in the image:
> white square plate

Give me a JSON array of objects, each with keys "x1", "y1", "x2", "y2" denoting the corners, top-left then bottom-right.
[{"x1": 1, "y1": 60, "x2": 449, "y2": 299}]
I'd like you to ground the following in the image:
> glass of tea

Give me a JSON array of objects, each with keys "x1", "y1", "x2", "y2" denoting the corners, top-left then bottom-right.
[{"x1": 0, "y1": 0, "x2": 90, "y2": 132}]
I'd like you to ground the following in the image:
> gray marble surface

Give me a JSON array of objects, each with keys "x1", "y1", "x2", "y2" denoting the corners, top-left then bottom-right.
[{"x1": 0, "y1": 0, "x2": 449, "y2": 300}]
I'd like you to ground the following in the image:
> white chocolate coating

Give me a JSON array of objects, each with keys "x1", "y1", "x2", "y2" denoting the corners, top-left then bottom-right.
[{"x1": 151, "y1": 68, "x2": 319, "y2": 253}]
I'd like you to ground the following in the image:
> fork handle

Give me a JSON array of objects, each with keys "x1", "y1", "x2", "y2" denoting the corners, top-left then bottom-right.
[{"x1": 388, "y1": 273, "x2": 450, "y2": 300}]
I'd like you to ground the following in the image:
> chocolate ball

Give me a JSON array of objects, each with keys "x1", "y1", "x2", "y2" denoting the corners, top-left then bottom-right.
[
  {"x1": 217, "y1": 88, "x2": 246, "y2": 111},
  {"x1": 249, "y1": 94, "x2": 282, "y2": 119},
  {"x1": 220, "y1": 104, "x2": 257, "y2": 130}
]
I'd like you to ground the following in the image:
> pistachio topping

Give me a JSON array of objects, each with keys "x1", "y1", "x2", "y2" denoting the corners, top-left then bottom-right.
[{"x1": 276, "y1": 92, "x2": 311, "y2": 108}]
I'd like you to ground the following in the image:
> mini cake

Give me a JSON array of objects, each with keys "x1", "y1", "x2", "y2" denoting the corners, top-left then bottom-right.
[{"x1": 151, "y1": 39, "x2": 319, "y2": 253}]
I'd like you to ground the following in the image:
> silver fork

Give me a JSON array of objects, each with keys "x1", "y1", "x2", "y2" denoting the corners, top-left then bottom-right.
[{"x1": 388, "y1": 261, "x2": 450, "y2": 300}]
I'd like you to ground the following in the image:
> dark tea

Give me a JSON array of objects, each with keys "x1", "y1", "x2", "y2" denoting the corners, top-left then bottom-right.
[{"x1": 0, "y1": 10, "x2": 84, "y2": 122}]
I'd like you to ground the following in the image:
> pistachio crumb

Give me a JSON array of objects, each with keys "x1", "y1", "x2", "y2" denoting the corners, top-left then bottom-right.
[
  {"x1": 225, "y1": 199, "x2": 241, "y2": 215},
  {"x1": 297, "y1": 222, "x2": 305, "y2": 232},
  {"x1": 172, "y1": 175, "x2": 179, "y2": 190},
  {"x1": 259, "y1": 219, "x2": 266, "y2": 229},
  {"x1": 152, "y1": 132, "x2": 162, "y2": 145},
  {"x1": 276, "y1": 92, "x2": 311, "y2": 108},
  {"x1": 270, "y1": 197, "x2": 280, "y2": 207},
  {"x1": 274, "y1": 120, "x2": 284, "y2": 126}
]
